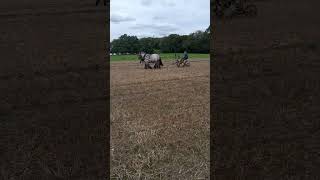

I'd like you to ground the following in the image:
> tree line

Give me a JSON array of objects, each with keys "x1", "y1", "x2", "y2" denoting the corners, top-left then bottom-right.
[{"x1": 110, "y1": 26, "x2": 210, "y2": 54}]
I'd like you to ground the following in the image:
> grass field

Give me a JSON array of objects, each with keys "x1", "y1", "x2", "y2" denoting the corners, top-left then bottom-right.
[{"x1": 110, "y1": 53, "x2": 209, "y2": 62}]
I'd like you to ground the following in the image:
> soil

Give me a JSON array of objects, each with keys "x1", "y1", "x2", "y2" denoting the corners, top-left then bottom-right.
[{"x1": 111, "y1": 60, "x2": 210, "y2": 179}]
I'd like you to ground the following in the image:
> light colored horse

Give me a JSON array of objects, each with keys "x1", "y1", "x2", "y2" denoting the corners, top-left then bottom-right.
[{"x1": 138, "y1": 52, "x2": 163, "y2": 69}]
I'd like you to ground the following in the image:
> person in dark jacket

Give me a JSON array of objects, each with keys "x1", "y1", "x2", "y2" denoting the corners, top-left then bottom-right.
[{"x1": 182, "y1": 50, "x2": 188, "y2": 61}]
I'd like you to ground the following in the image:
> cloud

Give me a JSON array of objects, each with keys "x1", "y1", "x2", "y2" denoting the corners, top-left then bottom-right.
[
  {"x1": 137, "y1": 34, "x2": 150, "y2": 38},
  {"x1": 160, "y1": 0, "x2": 176, "y2": 7},
  {"x1": 141, "y1": 0, "x2": 175, "y2": 7},
  {"x1": 111, "y1": 0, "x2": 210, "y2": 40},
  {"x1": 141, "y1": 0, "x2": 153, "y2": 6},
  {"x1": 129, "y1": 23, "x2": 179, "y2": 38},
  {"x1": 111, "y1": 14, "x2": 136, "y2": 23},
  {"x1": 131, "y1": 23, "x2": 179, "y2": 33},
  {"x1": 158, "y1": 32, "x2": 170, "y2": 37},
  {"x1": 152, "y1": 16, "x2": 166, "y2": 20}
]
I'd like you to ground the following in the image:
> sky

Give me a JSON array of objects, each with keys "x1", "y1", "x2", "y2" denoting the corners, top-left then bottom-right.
[{"x1": 110, "y1": 0, "x2": 210, "y2": 41}]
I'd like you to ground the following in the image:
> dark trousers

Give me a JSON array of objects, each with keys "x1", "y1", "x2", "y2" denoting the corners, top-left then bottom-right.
[{"x1": 96, "y1": 0, "x2": 106, "y2": 6}]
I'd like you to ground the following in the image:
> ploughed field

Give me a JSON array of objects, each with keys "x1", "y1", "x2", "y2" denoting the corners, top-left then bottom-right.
[{"x1": 110, "y1": 59, "x2": 210, "y2": 179}]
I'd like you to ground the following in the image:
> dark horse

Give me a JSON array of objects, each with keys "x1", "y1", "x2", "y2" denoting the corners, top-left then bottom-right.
[{"x1": 138, "y1": 52, "x2": 163, "y2": 69}]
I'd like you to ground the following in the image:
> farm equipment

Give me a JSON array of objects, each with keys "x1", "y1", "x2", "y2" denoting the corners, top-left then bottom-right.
[
  {"x1": 213, "y1": 0, "x2": 257, "y2": 18},
  {"x1": 174, "y1": 55, "x2": 190, "y2": 67}
]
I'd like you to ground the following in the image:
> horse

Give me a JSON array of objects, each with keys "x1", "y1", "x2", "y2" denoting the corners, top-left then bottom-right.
[{"x1": 138, "y1": 52, "x2": 163, "y2": 69}]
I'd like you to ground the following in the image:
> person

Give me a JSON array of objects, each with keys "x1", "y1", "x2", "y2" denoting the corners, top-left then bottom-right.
[{"x1": 181, "y1": 50, "x2": 188, "y2": 62}]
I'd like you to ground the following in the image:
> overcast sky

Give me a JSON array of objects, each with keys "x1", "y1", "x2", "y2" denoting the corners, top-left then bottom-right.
[{"x1": 110, "y1": 0, "x2": 210, "y2": 41}]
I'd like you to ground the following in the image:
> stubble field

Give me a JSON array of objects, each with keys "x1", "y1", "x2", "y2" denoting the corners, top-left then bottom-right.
[{"x1": 110, "y1": 59, "x2": 210, "y2": 179}]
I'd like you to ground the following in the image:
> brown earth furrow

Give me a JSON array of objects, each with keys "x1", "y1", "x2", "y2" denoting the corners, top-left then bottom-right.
[{"x1": 111, "y1": 74, "x2": 209, "y2": 87}]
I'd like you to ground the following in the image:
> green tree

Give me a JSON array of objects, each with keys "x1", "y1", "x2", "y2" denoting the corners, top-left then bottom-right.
[
  {"x1": 110, "y1": 34, "x2": 140, "y2": 54},
  {"x1": 160, "y1": 34, "x2": 184, "y2": 53},
  {"x1": 186, "y1": 30, "x2": 209, "y2": 53},
  {"x1": 139, "y1": 37, "x2": 160, "y2": 54},
  {"x1": 111, "y1": 26, "x2": 210, "y2": 54}
]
